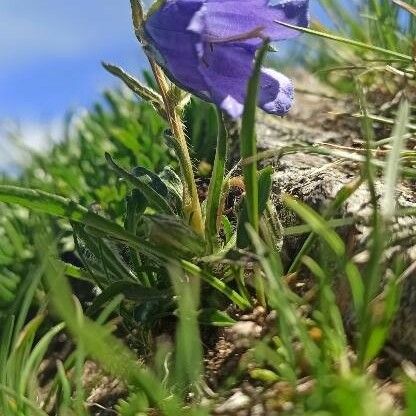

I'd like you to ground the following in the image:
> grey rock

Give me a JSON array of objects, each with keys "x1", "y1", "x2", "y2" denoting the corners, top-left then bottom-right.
[
  {"x1": 254, "y1": 77, "x2": 416, "y2": 358},
  {"x1": 214, "y1": 391, "x2": 251, "y2": 414}
]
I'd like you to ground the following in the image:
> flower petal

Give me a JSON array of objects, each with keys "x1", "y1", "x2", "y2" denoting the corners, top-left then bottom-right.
[
  {"x1": 198, "y1": 43, "x2": 254, "y2": 117},
  {"x1": 189, "y1": 0, "x2": 309, "y2": 42},
  {"x1": 259, "y1": 68, "x2": 294, "y2": 115},
  {"x1": 144, "y1": 0, "x2": 209, "y2": 95},
  {"x1": 144, "y1": 0, "x2": 300, "y2": 118},
  {"x1": 198, "y1": 43, "x2": 294, "y2": 118}
]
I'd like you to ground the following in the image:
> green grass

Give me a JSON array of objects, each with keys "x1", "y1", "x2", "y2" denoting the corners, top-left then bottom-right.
[{"x1": 0, "y1": 0, "x2": 415, "y2": 414}]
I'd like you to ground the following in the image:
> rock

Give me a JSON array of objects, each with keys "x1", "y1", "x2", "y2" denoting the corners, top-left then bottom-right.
[
  {"x1": 228, "y1": 321, "x2": 262, "y2": 340},
  {"x1": 214, "y1": 391, "x2": 251, "y2": 414},
  {"x1": 254, "y1": 73, "x2": 416, "y2": 359},
  {"x1": 82, "y1": 361, "x2": 127, "y2": 414}
]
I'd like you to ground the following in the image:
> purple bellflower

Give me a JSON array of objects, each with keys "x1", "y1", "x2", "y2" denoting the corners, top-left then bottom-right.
[{"x1": 143, "y1": 0, "x2": 309, "y2": 118}]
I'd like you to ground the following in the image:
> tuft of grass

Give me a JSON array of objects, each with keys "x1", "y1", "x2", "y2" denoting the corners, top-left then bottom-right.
[{"x1": 298, "y1": 0, "x2": 416, "y2": 92}]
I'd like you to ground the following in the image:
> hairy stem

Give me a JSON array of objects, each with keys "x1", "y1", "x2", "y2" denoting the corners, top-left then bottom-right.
[
  {"x1": 150, "y1": 64, "x2": 204, "y2": 235},
  {"x1": 129, "y1": 0, "x2": 204, "y2": 236}
]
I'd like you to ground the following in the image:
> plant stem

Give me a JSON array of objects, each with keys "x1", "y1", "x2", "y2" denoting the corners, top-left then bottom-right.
[
  {"x1": 129, "y1": 0, "x2": 204, "y2": 236},
  {"x1": 150, "y1": 62, "x2": 204, "y2": 235}
]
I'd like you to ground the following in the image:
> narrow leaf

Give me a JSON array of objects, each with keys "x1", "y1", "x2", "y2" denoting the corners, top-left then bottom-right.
[
  {"x1": 205, "y1": 110, "x2": 228, "y2": 253},
  {"x1": 382, "y1": 99, "x2": 410, "y2": 220},
  {"x1": 240, "y1": 40, "x2": 270, "y2": 233},
  {"x1": 283, "y1": 194, "x2": 346, "y2": 257},
  {"x1": 105, "y1": 153, "x2": 174, "y2": 215},
  {"x1": 102, "y1": 62, "x2": 166, "y2": 117}
]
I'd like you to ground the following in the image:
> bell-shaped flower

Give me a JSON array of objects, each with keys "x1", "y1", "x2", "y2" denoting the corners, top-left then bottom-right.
[{"x1": 143, "y1": 0, "x2": 309, "y2": 118}]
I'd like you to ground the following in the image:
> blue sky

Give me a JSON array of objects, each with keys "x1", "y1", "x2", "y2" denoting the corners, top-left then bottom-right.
[
  {"x1": 0, "y1": 0, "x2": 334, "y2": 170},
  {"x1": 0, "y1": 0, "x2": 147, "y2": 122}
]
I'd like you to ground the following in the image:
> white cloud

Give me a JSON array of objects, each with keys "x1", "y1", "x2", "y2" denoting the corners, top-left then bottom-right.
[{"x1": 0, "y1": 118, "x2": 64, "y2": 172}]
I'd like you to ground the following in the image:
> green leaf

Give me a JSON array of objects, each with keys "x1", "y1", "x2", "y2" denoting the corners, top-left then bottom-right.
[
  {"x1": 198, "y1": 309, "x2": 237, "y2": 327},
  {"x1": 170, "y1": 263, "x2": 202, "y2": 393},
  {"x1": 362, "y1": 277, "x2": 401, "y2": 366},
  {"x1": 344, "y1": 261, "x2": 365, "y2": 315},
  {"x1": 382, "y1": 99, "x2": 410, "y2": 220},
  {"x1": 205, "y1": 110, "x2": 228, "y2": 253},
  {"x1": 116, "y1": 391, "x2": 149, "y2": 416},
  {"x1": 260, "y1": 202, "x2": 283, "y2": 255},
  {"x1": 56, "y1": 261, "x2": 93, "y2": 283},
  {"x1": 222, "y1": 216, "x2": 234, "y2": 244},
  {"x1": 0, "y1": 185, "x2": 249, "y2": 308},
  {"x1": 183, "y1": 262, "x2": 251, "y2": 309},
  {"x1": 73, "y1": 222, "x2": 138, "y2": 284},
  {"x1": 283, "y1": 195, "x2": 346, "y2": 257},
  {"x1": 2, "y1": 218, "x2": 25, "y2": 259},
  {"x1": 240, "y1": 40, "x2": 270, "y2": 234},
  {"x1": 0, "y1": 185, "x2": 89, "y2": 220},
  {"x1": 405, "y1": 380, "x2": 416, "y2": 415},
  {"x1": 0, "y1": 185, "x2": 160, "y2": 264},
  {"x1": 274, "y1": 20, "x2": 413, "y2": 61},
  {"x1": 257, "y1": 166, "x2": 273, "y2": 214},
  {"x1": 143, "y1": 214, "x2": 205, "y2": 258},
  {"x1": 247, "y1": 227, "x2": 321, "y2": 371},
  {"x1": 124, "y1": 191, "x2": 148, "y2": 285},
  {"x1": 125, "y1": 190, "x2": 147, "y2": 231},
  {"x1": 159, "y1": 166, "x2": 183, "y2": 213},
  {"x1": 105, "y1": 153, "x2": 174, "y2": 215},
  {"x1": 132, "y1": 166, "x2": 169, "y2": 199},
  {"x1": 102, "y1": 62, "x2": 166, "y2": 118},
  {"x1": 288, "y1": 177, "x2": 363, "y2": 274},
  {"x1": 87, "y1": 282, "x2": 170, "y2": 316},
  {"x1": 237, "y1": 166, "x2": 273, "y2": 248},
  {"x1": 18, "y1": 322, "x2": 65, "y2": 400}
]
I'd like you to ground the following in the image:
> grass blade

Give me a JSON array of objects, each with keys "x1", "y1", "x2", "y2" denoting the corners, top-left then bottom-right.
[
  {"x1": 240, "y1": 40, "x2": 270, "y2": 234},
  {"x1": 382, "y1": 99, "x2": 410, "y2": 220},
  {"x1": 283, "y1": 195, "x2": 346, "y2": 257},
  {"x1": 205, "y1": 110, "x2": 228, "y2": 253},
  {"x1": 274, "y1": 20, "x2": 414, "y2": 61},
  {"x1": 170, "y1": 263, "x2": 203, "y2": 393},
  {"x1": 288, "y1": 177, "x2": 363, "y2": 273}
]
